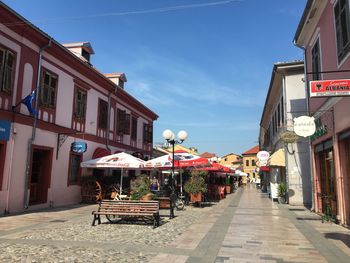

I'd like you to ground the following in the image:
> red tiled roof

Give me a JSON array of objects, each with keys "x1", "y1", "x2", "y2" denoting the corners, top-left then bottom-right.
[
  {"x1": 200, "y1": 152, "x2": 216, "y2": 158},
  {"x1": 242, "y1": 145, "x2": 259, "y2": 155}
]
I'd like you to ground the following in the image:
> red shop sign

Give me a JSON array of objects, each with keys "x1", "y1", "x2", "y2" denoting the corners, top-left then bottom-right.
[{"x1": 310, "y1": 79, "x2": 350, "y2": 97}]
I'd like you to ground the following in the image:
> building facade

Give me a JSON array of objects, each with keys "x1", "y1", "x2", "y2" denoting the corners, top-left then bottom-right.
[
  {"x1": 294, "y1": 0, "x2": 350, "y2": 224},
  {"x1": 242, "y1": 145, "x2": 259, "y2": 184},
  {"x1": 0, "y1": 3, "x2": 158, "y2": 214},
  {"x1": 219, "y1": 153, "x2": 243, "y2": 170},
  {"x1": 259, "y1": 61, "x2": 312, "y2": 206}
]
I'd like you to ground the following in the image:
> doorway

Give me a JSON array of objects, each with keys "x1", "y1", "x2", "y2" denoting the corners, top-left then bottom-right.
[
  {"x1": 318, "y1": 147, "x2": 337, "y2": 216},
  {"x1": 0, "y1": 141, "x2": 6, "y2": 190},
  {"x1": 29, "y1": 147, "x2": 52, "y2": 205}
]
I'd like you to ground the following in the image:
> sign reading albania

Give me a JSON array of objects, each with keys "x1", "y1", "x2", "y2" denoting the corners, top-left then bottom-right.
[{"x1": 293, "y1": 116, "x2": 316, "y2": 137}]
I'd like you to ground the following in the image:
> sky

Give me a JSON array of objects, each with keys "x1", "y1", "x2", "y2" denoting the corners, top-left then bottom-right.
[{"x1": 3, "y1": 0, "x2": 307, "y2": 156}]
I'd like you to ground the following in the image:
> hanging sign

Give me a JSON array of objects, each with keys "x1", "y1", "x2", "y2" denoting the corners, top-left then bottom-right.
[
  {"x1": 71, "y1": 142, "x2": 87, "y2": 153},
  {"x1": 293, "y1": 116, "x2": 316, "y2": 137},
  {"x1": 310, "y1": 79, "x2": 350, "y2": 97},
  {"x1": 0, "y1": 120, "x2": 11, "y2": 141},
  {"x1": 257, "y1": 151, "x2": 269, "y2": 166},
  {"x1": 280, "y1": 131, "x2": 299, "y2": 143}
]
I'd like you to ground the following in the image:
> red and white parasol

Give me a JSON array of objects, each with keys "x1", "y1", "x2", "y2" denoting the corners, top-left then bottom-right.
[{"x1": 145, "y1": 152, "x2": 210, "y2": 169}]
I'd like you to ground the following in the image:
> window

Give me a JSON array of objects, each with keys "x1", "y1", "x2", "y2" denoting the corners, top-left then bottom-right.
[
  {"x1": 131, "y1": 116, "x2": 138, "y2": 140},
  {"x1": 81, "y1": 49, "x2": 90, "y2": 62},
  {"x1": 117, "y1": 109, "x2": 131, "y2": 134},
  {"x1": 0, "y1": 47, "x2": 14, "y2": 94},
  {"x1": 73, "y1": 88, "x2": 87, "y2": 120},
  {"x1": 39, "y1": 70, "x2": 57, "y2": 108},
  {"x1": 98, "y1": 99, "x2": 108, "y2": 129},
  {"x1": 125, "y1": 113, "x2": 131, "y2": 135},
  {"x1": 143, "y1": 123, "x2": 153, "y2": 143},
  {"x1": 277, "y1": 103, "x2": 281, "y2": 127},
  {"x1": 117, "y1": 109, "x2": 126, "y2": 134},
  {"x1": 246, "y1": 160, "x2": 249, "y2": 166},
  {"x1": 252, "y1": 160, "x2": 256, "y2": 166},
  {"x1": 334, "y1": 0, "x2": 350, "y2": 61},
  {"x1": 281, "y1": 96, "x2": 284, "y2": 125},
  {"x1": 274, "y1": 110, "x2": 278, "y2": 133},
  {"x1": 69, "y1": 153, "x2": 81, "y2": 184},
  {"x1": 312, "y1": 39, "x2": 321, "y2": 80}
]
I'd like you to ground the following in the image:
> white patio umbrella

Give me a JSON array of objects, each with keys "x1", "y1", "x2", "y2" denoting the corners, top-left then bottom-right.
[
  {"x1": 235, "y1": 170, "x2": 248, "y2": 177},
  {"x1": 81, "y1": 152, "x2": 146, "y2": 194}
]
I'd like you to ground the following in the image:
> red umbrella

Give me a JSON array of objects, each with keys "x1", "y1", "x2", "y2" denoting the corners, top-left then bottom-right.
[
  {"x1": 145, "y1": 152, "x2": 210, "y2": 169},
  {"x1": 198, "y1": 162, "x2": 232, "y2": 173}
]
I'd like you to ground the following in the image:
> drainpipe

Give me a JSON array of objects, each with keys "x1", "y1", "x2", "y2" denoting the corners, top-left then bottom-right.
[
  {"x1": 106, "y1": 91, "x2": 111, "y2": 152},
  {"x1": 281, "y1": 73, "x2": 290, "y2": 203},
  {"x1": 293, "y1": 40, "x2": 315, "y2": 211},
  {"x1": 105, "y1": 91, "x2": 112, "y2": 176},
  {"x1": 23, "y1": 39, "x2": 52, "y2": 209}
]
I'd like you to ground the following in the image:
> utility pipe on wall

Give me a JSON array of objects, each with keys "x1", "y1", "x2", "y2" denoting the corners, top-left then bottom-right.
[
  {"x1": 293, "y1": 40, "x2": 314, "y2": 210},
  {"x1": 23, "y1": 39, "x2": 52, "y2": 209}
]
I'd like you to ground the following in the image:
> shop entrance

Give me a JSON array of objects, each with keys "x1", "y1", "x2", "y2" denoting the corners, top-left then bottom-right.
[
  {"x1": 29, "y1": 147, "x2": 52, "y2": 205},
  {"x1": 0, "y1": 141, "x2": 6, "y2": 190},
  {"x1": 318, "y1": 146, "x2": 337, "y2": 216},
  {"x1": 339, "y1": 132, "x2": 350, "y2": 224}
]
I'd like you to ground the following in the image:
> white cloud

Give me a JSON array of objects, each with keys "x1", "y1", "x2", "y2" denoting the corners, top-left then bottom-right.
[{"x1": 121, "y1": 50, "x2": 265, "y2": 109}]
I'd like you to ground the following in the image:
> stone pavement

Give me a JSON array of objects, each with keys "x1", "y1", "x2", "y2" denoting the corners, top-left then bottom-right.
[{"x1": 0, "y1": 186, "x2": 350, "y2": 262}]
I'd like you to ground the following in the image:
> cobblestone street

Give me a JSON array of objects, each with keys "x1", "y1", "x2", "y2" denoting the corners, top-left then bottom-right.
[{"x1": 1, "y1": 186, "x2": 350, "y2": 262}]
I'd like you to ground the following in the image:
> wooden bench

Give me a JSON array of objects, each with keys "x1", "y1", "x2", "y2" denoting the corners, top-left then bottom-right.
[
  {"x1": 92, "y1": 200, "x2": 160, "y2": 228},
  {"x1": 155, "y1": 197, "x2": 174, "y2": 219}
]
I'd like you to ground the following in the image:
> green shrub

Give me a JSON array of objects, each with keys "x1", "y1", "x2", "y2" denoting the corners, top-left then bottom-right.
[
  {"x1": 184, "y1": 170, "x2": 208, "y2": 195},
  {"x1": 277, "y1": 182, "x2": 287, "y2": 197},
  {"x1": 130, "y1": 174, "x2": 152, "y2": 200}
]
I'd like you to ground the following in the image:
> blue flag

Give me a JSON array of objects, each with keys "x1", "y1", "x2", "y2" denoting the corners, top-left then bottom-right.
[{"x1": 21, "y1": 89, "x2": 38, "y2": 116}]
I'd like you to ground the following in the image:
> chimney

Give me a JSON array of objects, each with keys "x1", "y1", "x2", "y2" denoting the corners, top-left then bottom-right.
[
  {"x1": 104, "y1": 73, "x2": 127, "y2": 89},
  {"x1": 63, "y1": 42, "x2": 94, "y2": 64}
]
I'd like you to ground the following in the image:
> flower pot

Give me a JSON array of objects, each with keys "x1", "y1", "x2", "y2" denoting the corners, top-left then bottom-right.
[
  {"x1": 190, "y1": 192, "x2": 202, "y2": 203},
  {"x1": 141, "y1": 193, "x2": 153, "y2": 201},
  {"x1": 226, "y1": 185, "x2": 231, "y2": 194},
  {"x1": 278, "y1": 197, "x2": 286, "y2": 204}
]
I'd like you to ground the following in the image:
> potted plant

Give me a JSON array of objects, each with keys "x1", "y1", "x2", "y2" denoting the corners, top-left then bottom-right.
[
  {"x1": 184, "y1": 170, "x2": 207, "y2": 204},
  {"x1": 130, "y1": 174, "x2": 154, "y2": 200},
  {"x1": 277, "y1": 182, "x2": 287, "y2": 204},
  {"x1": 225, "y1": 176, "x2": 231, "y2": 194}
]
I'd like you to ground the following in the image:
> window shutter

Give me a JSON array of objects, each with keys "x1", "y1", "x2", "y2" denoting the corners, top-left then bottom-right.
[
  {"x1": 0, "y1": 48, "x2": 4, "y2": 90},
  {"x1": 125, "y1": 113, "x2": 131, "y2": 134},
  {"x1": 3, "y1": 51, "x2": 14, "y2": 93}
]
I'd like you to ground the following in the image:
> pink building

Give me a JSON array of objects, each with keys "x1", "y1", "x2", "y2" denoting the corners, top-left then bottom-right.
[
  {"x1": 294, "y1": 0, "x2": 350, "y2": 225},
  {"x1": 0, "y1": 3, "x2": 158, "y2": 214}
]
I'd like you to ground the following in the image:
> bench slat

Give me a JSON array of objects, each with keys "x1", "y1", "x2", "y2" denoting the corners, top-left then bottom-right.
[{"x1": 92, "y1": 200, "x2": 160, "y2": 228}]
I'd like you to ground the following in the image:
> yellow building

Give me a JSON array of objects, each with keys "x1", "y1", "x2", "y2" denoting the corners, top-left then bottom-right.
[
  {"x1": 242, "y1": 145, "x2": 259, "y2": 184},
  {"x1": 219, "y1": 153, "x2": 243, "y2": 170}
]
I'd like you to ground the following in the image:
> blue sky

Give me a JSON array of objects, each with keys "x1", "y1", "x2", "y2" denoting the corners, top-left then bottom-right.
[{"x1": 3, "y1": 0, "x2": 306, "y2": 156}]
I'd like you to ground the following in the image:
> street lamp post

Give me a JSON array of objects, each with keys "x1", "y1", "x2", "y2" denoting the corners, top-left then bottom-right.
[{"x1": 162, "y1": 129, "x2": 188, "y2": 200}]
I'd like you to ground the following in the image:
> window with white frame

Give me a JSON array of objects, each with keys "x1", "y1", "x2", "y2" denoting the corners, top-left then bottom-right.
[
  {"x1": 98, "y1": 99, "x2": 108, "y2": 129},
  {"x1": 334, "y1": 0, "x2": 350, "y2": 61},
  {"x1": 312, "y1": 39, "x2": 321, "y2": 80},
  {"x1": 39, "y1": 70, "x2": 57, "y2": 108},
  {"x1": 0, "y1": 47, "x2": 14, "y2": 94},
  {"x1": 68, "y1": 153, "x2": 81, "y2": 184},
  {"x1": 73, "y1": 87, "x2": 87, "y2": 120}
]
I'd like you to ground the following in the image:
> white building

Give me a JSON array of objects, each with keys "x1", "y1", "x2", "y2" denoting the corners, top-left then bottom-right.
[
  {"x1": 259, "y1": 61, "x2": 312, "y2": 206},
  {"x1": 0, "y1": 3, "x2": 158, "y2": 214}
]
